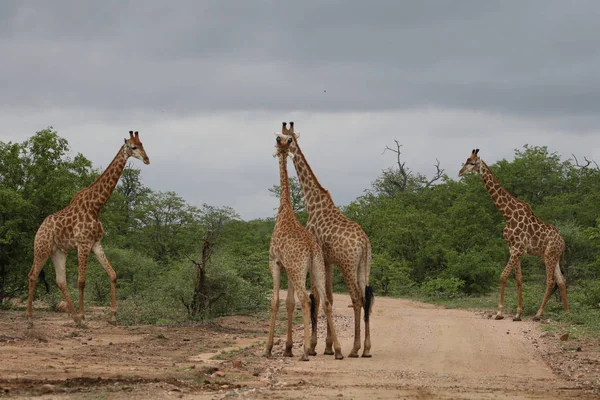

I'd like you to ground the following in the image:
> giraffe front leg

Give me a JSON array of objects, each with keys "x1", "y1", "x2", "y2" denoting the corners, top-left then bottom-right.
[
  {"x1": 513, "y1": 262, "x2": 523, "y2": 321},
  {"x1": 284, "y1": 285, "x2": 295, "y2": 357},
  {"x1": 92, "y1": 242, "x2": 118, "y2": 325},
  {"x1": 496, "y1": 252, "x2": 520, "y2": 320},
  {"x1": 264, "y1": 260, "x2": 280, "y2": 358}
]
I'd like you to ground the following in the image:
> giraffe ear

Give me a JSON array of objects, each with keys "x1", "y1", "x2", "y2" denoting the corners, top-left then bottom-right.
[
  {"x1": 124, "y1": 138, "x2": 128, "y2": 145},
  {"x1": 134, "y1": 131, "x2": 139, "y2": 137},
  {"x1": 475, "y1": 149, "x2": 480, "y2": 155},
  {"x1": 129, "y1": 131, "x2": 134, "y2": 138}
]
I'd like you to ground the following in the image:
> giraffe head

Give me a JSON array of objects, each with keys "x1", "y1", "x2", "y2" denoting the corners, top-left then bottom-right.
[
  {"x1": 124, "y1": 131, "x2": 150, "y2": 165},
  {"x1": 458, "y1": 148, "x2": 481, "y2": 177},
  {"x1": 273, "y1": 122, "x2": 300, "y2": 159}
]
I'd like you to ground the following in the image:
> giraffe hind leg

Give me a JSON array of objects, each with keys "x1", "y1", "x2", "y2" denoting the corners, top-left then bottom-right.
[
  {"x1": 554, "y1": 263, "x2": 569, "y2": 313},
  {"x1": 26, "y1": 251, "x2": 51, "y2": 327},
  {"x1": 52, "y1": 249, "x2": 81, "y2": 324},
  {"x1": 533, "y1": 256, "x2": 558, "y2": 321}
]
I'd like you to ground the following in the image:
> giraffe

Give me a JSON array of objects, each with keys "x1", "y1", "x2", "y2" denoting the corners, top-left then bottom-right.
[
  {"x1": 25, "y1": 131, "x2": 150, "y2": 327},
  {"x1": 264, "y1": 123, "x2": 343, "y2": 361},
  {"x1": 458, "y1": 148, "x2": 569, "y2": 321},
  {"x1": 282, "y1": 122, "x2": 374, "y2": 358}
]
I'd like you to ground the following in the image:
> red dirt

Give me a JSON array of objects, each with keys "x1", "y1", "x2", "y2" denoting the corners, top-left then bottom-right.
[{"x1": 0, "y1": 293, "x2": 598, "y2": 399}]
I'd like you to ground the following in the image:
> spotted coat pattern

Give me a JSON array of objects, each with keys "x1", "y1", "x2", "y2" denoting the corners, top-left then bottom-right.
[
  {"x1": 459, "y1": 149, "x2": 569, "y2": 321},
  {"x1": 284, "y1": 122, "x2": 373, "y2": 358},
  {"x1": 25, "y1": 131, "x2": 150, "y2": 326},
  {"x1": 264, "y1": 126, "x2": 343, "y2": 361}
]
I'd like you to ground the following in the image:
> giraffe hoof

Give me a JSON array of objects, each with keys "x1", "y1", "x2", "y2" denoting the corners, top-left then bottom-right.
[
  {"x1": 494, "y1": 314, "x2": 504, "y2": 320},
  {"x1": 323, "y1": 349, "x2": 335, "y2": 356},
  {"x1": 283, "y1": 350, "x2": 294, "y2": 357},
  {"x1": 262, "y1": 352, "x2": 272, "y2": 359},
  {"x1": 335, "y1": 353, "x2": 344, "y2": 360},
  {"x1": 512, "y1": 316, "x2": 522, "y2": 322},
  {"x1": 361, "y1": 353, "x2": 372, "y2": 358},
  {"x1": 532, "y1": 315, "x2": 542, "y2": 322},
  {"x1": 300, "y1": 356, "x2": 310, "y2": 362},
  {"x1": 308, "y1": 350, "x2": 317, "y2": 356},
  {"x1": 348, "y1": 352, "x2": 359, "y2": 358}
]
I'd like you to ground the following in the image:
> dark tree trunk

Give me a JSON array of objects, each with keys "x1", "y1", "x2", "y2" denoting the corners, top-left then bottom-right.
[{"x1": 191, "y1": 235, "x2": 215, "y2": 316}]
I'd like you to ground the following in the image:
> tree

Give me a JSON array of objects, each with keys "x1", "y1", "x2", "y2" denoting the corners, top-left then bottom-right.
[
  {"x1": 372, "y1": 140, "x2": 445, "y2": 197},
  {"x1": 268, "y1": 176, "x2": 305, "y2": 213},
  {"x1": 0, "y1": 128, "x2": 94, "y2": 301},
  {"x1": 187, "y1": 205, "x2": 240, "y2": 316}
]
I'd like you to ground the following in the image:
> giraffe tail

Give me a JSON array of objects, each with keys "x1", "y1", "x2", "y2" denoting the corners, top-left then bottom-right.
[
  {"x1": 361, "y1": 241, "x2": 374, "y2": 323},
  {"x1": 309, "y1": 293, "x2": 317, "y2": 330}
]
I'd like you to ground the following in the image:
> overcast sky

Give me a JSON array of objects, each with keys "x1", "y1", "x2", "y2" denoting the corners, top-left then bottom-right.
[{"x1": 1, "y1": 1, "x2": 600, "y2": 220}]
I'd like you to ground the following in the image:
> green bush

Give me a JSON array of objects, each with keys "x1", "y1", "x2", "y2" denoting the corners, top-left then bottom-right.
[
  {"x1": 442, "y1": 249, "x2": 499, "y2": 295},
  {"x1": 421, "y1": 277, "x2": 465, "y2": 299}
]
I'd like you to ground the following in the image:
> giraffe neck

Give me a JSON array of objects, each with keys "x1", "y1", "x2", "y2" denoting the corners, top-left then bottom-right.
[
  {"x1": 75, "y1": 145, "x2": 129, "y2": 216},
  {"x1": 479, "y1": 161, "x2": 523, "y2": 220},
  {"x1": 290, "y1": 142, "x2": 335, "y2": 216},
  {"x1": 277, "y1": 153, "x2": 295, "y2": 219}
]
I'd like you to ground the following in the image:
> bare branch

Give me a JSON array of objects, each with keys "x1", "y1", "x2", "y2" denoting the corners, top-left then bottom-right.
[
  {"x1": 382, "y1": 139, "x2": 410, "y2": 192},
  {"x1": 571, "y1": 154, "x2": 599, "y2": 187},
  {"x1": 425, "y1": 159, "x2": 445, "y2": 188},
  {"x1": 571, "y1": 154, "x2": 591, "y2": 169}
]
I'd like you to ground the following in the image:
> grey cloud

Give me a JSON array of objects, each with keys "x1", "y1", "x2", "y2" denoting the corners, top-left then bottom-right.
[{"x1": 1, "y1": 1, "x2": 600, "y2": 120}]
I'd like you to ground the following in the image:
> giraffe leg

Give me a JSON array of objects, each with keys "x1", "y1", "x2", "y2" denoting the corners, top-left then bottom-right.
[
  {"x1": 75, "y1": 243, "x2": 92, "y2": 323},
  {"x1": 296, "y1": 289, "x2": 313, "y2": 361},
  {"x1": 283, "y1": 284, "x2": 296, "y2": 357},
  {"x1": 513, "y1": 261, "x2": 523, "y2": 321},
  {"x1": 533, "y1": 255, "x2": 558, "y2": 321},
  {"x1": 264, "y1": 259, "x2": 280, "y2": 358},
  {"x1": 323, "y1": 262, "x2": 335, "y2": 355},
  {"x1": 52, "y1": 250, "x2": 80, "y2": 324},
  {"x1": 26, "y1": 251, "x2": 51, "y2": 327},
  {"x1": 555, "y1": 263, "x2": 569, "y2": 313},
  {"x1": 92, "y1": 241, "x2": 118, "y2": 325},
  {"x1": 496, "y1": 252, "x2": 521, "y2": 320},
  {"x1": 314, "y1": 260, "x2": 343, "y2": 360}
]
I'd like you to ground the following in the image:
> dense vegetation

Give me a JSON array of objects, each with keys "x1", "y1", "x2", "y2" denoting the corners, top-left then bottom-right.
[{"x1": 2, "y1": 128, "x2": 600, "y2": 329}]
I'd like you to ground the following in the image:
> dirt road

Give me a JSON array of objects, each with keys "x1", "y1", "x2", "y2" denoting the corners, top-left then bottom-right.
[{"x1": 0, "y1": 293, "x2": 598, "y2": 399}]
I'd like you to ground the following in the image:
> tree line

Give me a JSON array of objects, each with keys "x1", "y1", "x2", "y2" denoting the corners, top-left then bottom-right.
[{"x1": 2, "y1": 128, "x2": 600, "y2": 324}]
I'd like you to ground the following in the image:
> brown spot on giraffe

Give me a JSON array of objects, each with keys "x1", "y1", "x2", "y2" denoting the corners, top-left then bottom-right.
[
  {"x1": 26, "y1": 131, "x2": 150, "y2": 327},
  {"x1": 459, "y1": 148, "x2": 568, "y2": 321},
  {"x1": 281, "y1": 122, "x2": 374, "y2": 358},
  {"x1": 264, "y1": 123, "x2": 343, "y2": 361}
]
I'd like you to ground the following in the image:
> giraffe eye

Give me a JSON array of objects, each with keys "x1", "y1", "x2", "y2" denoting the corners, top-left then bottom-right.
[
  {"x1": 131, "y1": 146, "x2": 138, "y2": 150},
  {"x1": 287, "y1": 137, "x2": 293, "y2": 143},
  {"x1": 276, "y1": 136, "x2": 282, "y2": 143}
]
